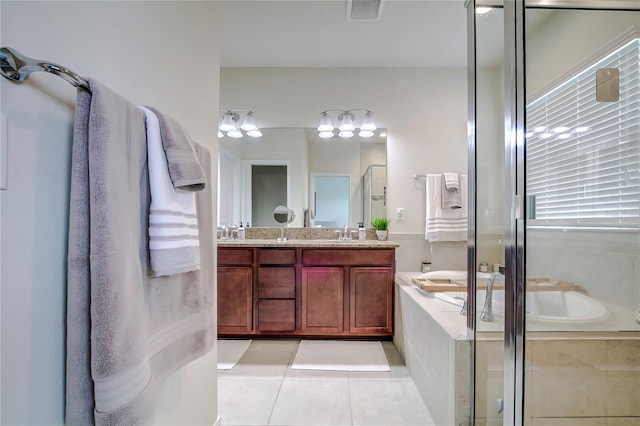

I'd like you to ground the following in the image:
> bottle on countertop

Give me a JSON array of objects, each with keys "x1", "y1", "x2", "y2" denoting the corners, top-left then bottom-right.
[
  {"x1": 237, "y1": 222, "x2": 245, "y2": 240},
  {"x1": 358, "y1": 222, "x2": 366, "y2": 240}
]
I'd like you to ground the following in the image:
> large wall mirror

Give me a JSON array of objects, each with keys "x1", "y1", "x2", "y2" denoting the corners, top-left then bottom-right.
[{"x1": 218, "y1": 127, "x2": 387, "y2": 228}]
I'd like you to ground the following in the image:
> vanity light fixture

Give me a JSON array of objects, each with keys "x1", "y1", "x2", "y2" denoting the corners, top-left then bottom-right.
[
  {"x1": 218, "y1": 109, "x2": 262, "y2": 139},
  {"x1": 317, "y1": 109, "x2": 377, "y2": 139}
]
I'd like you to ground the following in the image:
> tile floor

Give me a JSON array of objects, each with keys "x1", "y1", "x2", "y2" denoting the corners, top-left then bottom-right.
[{"x1": 217, "y1": 339, "x2": 436, "y2": 426}]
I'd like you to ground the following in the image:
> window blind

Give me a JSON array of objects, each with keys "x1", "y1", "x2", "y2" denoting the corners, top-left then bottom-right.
[{"x1": 526, "y1": 38, "x2": 640, "y2": 229}]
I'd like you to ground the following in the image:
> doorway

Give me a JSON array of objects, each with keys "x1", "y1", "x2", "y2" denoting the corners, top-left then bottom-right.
[
  {"x1": 312, "y1": 174, "x2": 350, "y2": 228},
  {"x1": 242, "y1": 161, "x2": 290, "y2": 227}
]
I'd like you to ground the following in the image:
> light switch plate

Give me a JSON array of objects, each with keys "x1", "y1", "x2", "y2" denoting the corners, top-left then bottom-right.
[
  {"x1": 0, "y1": 114, "x2": 7, "y2": 190},
  {"x1": 395, "y1": 207, "x2": 405, "y2": 221}
]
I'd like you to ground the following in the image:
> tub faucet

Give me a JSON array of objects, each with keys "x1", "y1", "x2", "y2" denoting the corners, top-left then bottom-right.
[
  {"x1": 453, "y1": 296, "x2": 467, "y2": 316},
  {"x1": 480, "y1": 272, "x2": 501, "y2": 322}
]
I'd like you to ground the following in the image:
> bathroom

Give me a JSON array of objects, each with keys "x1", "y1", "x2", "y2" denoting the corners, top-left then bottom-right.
[{"x1": 1, "y1": 1, "x2": 639, "y2": 426}]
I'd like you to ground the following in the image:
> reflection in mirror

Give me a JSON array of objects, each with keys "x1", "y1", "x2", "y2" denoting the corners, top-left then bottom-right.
[
  {"x1": 218, "y1": 127, "x2": 386, "y2": 228},
  {"x1": 312, "y1": 175, "x2": 350, "y2": 227},
  {"x1": 362, "y1": 164, "x2": 386, "y2": 227},
  {"x1": 251, "y1": 164, "x2": 287, "y2": 227}
]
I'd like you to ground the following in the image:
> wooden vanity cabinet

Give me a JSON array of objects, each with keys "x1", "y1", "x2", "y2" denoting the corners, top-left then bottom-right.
[
  {"x1": 217, "y1": 245, "x2": 395, "y2": 338},
  {"x1": 217, "y1": 248, "x2": 254, "y2": 335},
  {"x1": 256, "y1": 249, "x2": 297, "y2": 333},
  {"x1": 301, "y1": 248, "x2": 394, "y2": 337}
]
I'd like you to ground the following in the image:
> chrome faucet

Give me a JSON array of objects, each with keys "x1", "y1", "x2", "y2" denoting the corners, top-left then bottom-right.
[
  {"x1": 219, "y1": 225, "x2": 228, "y2": 240},
  {"x1": 453, "y1": 296, "x2": 467, "y2": 316},
  {"x1": 336, "y1": 225, "x2": 352, "y2": 240},
  {"x1": 480, "y1": 272, "x2": 501, "y2": 322}
]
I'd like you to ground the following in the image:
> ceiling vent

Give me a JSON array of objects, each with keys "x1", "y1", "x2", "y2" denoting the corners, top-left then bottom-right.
[{"x1": 347, "y1": 0, "x2": 382, "y2": 20}]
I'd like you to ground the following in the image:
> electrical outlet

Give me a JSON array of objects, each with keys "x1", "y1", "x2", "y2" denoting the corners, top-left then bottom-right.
[{"x1": 395, "y1": 207, "x2": 405, "y2": 221}]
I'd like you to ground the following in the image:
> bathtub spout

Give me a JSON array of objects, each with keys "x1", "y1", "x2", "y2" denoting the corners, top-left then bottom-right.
[
  {"x1": 453, "y1": 296, "x2": 467, "y2": 316},
  {"x1": 480, "y1": 272, "x2": 500, "y2": 322}
]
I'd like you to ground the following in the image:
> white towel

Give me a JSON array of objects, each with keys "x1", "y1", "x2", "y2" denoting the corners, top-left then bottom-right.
[
  {"x1": 425, "y1": 174, "x2": 468, "y2": 242},
  {"x1": 443, "y1": 172, "x2": 459, "y2": 191},
  {"x1": 141, "y1": 106, "x2": 200, "y2": 277}
]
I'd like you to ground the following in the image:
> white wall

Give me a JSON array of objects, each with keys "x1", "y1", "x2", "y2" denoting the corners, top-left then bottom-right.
[
  {"x1": 0, "y1": 1, "x2": 220, "y2": 424},
  {"x1": 220, "y1": 67, "x2": 468, "y2": 271}
]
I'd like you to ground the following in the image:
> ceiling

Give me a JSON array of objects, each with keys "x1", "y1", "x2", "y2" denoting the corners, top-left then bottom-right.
[{"x1": 218, "y1": 0, "x2": 469, "y2": 68}]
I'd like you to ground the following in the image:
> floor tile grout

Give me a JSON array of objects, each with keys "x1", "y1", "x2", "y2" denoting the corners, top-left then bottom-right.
[{"x1": 219, "y1": 339, "x2": 434, "y2": 426}]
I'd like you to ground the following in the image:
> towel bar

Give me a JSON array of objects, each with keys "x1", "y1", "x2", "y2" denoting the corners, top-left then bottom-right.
[{"x1": 0, "y1": 46, "x2": 90, "y2": 91}]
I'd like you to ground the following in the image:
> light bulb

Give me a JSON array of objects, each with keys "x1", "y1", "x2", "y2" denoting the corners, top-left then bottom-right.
[
  {"x1": 338, "y1": 130, "x2": 354, "y2": 138},
  {"x1": 219, "y1": 112, "x2": 237, "y2": 132},
  {"x1": 338, "y1": 112, "x2": 355, "y2": 132},
  {"x1": 361, "y1": 111, "x2": 377, "y2": 131},
  {"x1": 319, "y1": 131, "x2": 334, "y2": 139},
  {"x1": 358, "y1": 130, "x2": 374, "y2": 138},
  {"x1": 247, "y1": 129, "x2": 262, "y2": 138},
  {"x1": 318, "y1": 112, "x2": 333, "y2": 132},
  {"x1": 240, "y1": 111, "x2": 258, "y2": 131},
  {"x1": 227, "y1": 129, "x2": 243, "y2": 138}
]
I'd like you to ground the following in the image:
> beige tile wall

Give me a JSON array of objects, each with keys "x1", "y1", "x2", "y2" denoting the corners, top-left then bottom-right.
[{"x1": 475, "y1": 336, "x2": 640, "y2": 424}]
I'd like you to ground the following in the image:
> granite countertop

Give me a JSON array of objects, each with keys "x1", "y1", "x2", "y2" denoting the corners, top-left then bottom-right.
[{"x1": 217, "y1": 238, "x2": 399, "y2": 248}]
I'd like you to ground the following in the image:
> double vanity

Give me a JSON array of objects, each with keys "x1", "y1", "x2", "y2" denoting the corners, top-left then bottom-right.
[{"x1": 217, "y1": 238, "x2": 397, "y2": 338}]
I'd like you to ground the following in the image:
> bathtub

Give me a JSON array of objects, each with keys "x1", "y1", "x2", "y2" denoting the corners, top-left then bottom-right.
[
  {"x1": 409, "y1": 270, "x2": 640, "y2": 332},
  {"x1": 434, "y1": 288, "x2": 610, "y2": 324},
  {"x1": 395, "y1": 271, "x2": 640, "y2": 426}
]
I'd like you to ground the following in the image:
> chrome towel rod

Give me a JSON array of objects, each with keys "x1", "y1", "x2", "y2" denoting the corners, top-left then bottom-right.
[
  {"x1": 413, "y1": 174, "x2": 427, "y2": 180},
  {"x1": 0, "y1": 47, "x2": 90, "y2": 91}
]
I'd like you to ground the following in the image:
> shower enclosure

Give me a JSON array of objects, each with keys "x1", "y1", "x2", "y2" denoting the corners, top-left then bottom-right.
[
  {"x1": 362, "y1": 164, "x2": 386, "y2": 226},
  {"x1": 469, "y1": 1, "x2": 640, "y2": 425}
]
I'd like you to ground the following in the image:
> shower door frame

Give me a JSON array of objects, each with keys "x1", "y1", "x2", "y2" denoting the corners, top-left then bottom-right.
[{"x1": 469, "y1": 1, "x2": 640, "y2": 425}]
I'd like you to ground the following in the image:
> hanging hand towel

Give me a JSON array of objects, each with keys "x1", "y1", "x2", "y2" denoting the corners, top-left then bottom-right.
[
  {"x1": 66, "y1": 79, "x2": 215, "y2": 426},
  {"x1": 425, "y1": 174, "x2": 468, "y2": 242},
  {"x1": 443, "y1": 172, "x2": 459, "y2": 191},
  {"x1": 145, "y1": 106, "x2": 206, "y2": 191},
  {"x1": 141, "y1": 106, "x2": 201, "y2": 277},
  {"x1": 441, "y1": 172, "x2": 462, "y2": 209}
]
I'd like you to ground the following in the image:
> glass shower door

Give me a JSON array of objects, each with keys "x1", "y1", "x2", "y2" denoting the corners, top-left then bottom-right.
[
  {"x1": 471, "y1": 2, "x2": 507, "y2": 425},
  {"x1": 523, "y1": 6, "x2": 640, "y2": 424}
]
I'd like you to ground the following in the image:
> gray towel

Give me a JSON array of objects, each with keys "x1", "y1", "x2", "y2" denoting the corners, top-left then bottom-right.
[
  {"x1": 441, "y1": 173, "x2": 462, "y2": 209},
  {"x1": 66, "y1": 79, "x2": 215, "y2": 425},
  {"x1": 146, "y1": 106, "x2": 206, "y2": 191}
]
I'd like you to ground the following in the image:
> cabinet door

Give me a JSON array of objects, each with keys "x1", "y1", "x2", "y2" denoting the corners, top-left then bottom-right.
[
  {"x1": 301, "y1": 267, "x2": 344, "y2": 334},
  {"x1": 218, "y1": 267, "x2": 253, "y2": 334},
  {"x1": 349, "y1": 267, "x2": 393, "y2": 334}
]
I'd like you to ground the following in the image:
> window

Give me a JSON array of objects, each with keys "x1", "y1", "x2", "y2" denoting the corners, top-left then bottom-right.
[{"x1": 526, "y1": 38, "x2": 640, "y2": 229}]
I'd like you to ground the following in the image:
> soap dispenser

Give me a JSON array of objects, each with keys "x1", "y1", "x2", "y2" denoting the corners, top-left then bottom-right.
[
  {"x1": 237, "y1": 222, "x2": 245, "y2": 240},
  {"x1": 358, "y1": 222, "x2": 366, "y2": 240}
]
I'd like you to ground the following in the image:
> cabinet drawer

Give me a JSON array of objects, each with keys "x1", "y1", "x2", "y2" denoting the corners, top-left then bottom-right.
[
  {"x1": 258, "y1": 300, "x2": 296, "y2": 331},
  {"x1": 258, "y1": 248, "x2": 297, "y2": 265},
  {"x1": 218, "y1": 248, "x2": 253, "y2": 265},
  {"x1": 258, "y1": 267, "x2": 296, "y2": 299},
  {"x1": 302, "y1": 249, "x2": 394, "y2": 266}
]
